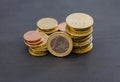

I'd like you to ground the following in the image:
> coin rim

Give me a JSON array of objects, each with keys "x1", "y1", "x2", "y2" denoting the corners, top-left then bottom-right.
[
  {"x1": 72, "y1": 43, "x2": 93, "y2": 54},
  {"x1": 29, "y1": 48, "x2": 48, "y2": 56},
  {"x1": 73, "y1": 36, "x2": 93, "y2": 47},
  {"x1": 66, "y1": 26, "x2": 93, "y2": 37},
  {"x1": 38, "y1": 27, "x2": 59, "y2": 35}
]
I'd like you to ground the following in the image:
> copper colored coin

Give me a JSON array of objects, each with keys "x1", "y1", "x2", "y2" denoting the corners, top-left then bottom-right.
[
  {"x1": 23, "y1": 30, "x2": 42, "y2": 42},
  {"x1": 25, "y1": 38, "x2": 43, "y2": 45},
  {"x1": 58, "y1": 22, "x2": 66, "y2": 32}
]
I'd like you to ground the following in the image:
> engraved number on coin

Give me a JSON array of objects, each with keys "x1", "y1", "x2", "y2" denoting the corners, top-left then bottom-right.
[{"x1": 51, "y1": 36, "x2": 69, "y2": 53}]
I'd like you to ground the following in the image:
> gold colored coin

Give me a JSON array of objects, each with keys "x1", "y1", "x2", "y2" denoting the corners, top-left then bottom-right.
[
  {"x1": 66, "y1": 13, "x2": 94, "y2": 29},
  {"x1": 30, "y1": 44, "x2": 47, "y2": 50},
  {"x1": 66, "y1": 26, "x2": 93, "y2": 37},
  {"x1": 73, "y1": 36, "x2": 93, "y2": 47},
  {"x1": 29, "y1": 48, "x2": 48, "y2": 56},
  {"x1": 47, "y1": 32, "x2": 73, "y2": 57},
  {"x1": 38, "y1": 27, "x2": 58, "y2": 32},
  {"x1": 37, "y1": 18, "x2": 58, "y2": 30},
  {"x1": 66, "y1": 25, "x2": 92, "y2": 33},
  {"x1": 72, "y1": 43, "x2": 93, "y2": 54},
  {"x1": 71, "y1": 34, "x2": 92, "y2": 42},
  {"x1": 37, "y1": 27, "x2": 58, "y2": 35},
  {"x1": 29, "y1": 47, "x2": 48, "y2": 52},
  {"x1": 73, "y1": 43, "x2": 91, "y2": 49},
  {"x1": 66, "y1": 24, "x2": 91, "y2": 31}
]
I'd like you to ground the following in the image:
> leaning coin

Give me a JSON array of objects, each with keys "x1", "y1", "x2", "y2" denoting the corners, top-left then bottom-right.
[{"x1": 47, "y1": 32, "x2": 73, "y2": 57}]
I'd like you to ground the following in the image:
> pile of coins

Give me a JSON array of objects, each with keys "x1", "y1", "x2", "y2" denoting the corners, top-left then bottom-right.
[
  {"x1": 66, "y1": 13, "x2": 94, "y2": 54},
  {"x1": 23, "y1": 30, "x2": 49, "y2": 56},
  {"x1": 23, "y1": 12, "x2": 94, "y2": 57}
]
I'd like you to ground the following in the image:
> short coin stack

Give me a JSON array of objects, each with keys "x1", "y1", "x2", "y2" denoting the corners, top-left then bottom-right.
[
  {"x1": 37, "y1": 18, "x2": 58, "y2": 35},
  {"x1": 66, "y1": 13, "x2": 94, "y2": 54},
  {"x1": 23, "y1": 30, "x2": 49, "y2": 56}
]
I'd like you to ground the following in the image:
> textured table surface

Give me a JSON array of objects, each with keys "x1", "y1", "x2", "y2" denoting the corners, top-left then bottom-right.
[{"x1": 0, "y1": 0, "x2": 120, "y2": 82}]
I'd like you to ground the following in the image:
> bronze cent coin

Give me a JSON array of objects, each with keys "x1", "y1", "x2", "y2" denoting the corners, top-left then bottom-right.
[
  {"x1": 58, "y1": 22, "x2": 66, "y2": 32},
  {"x1": 23, "y1": 30, "x2": 42, "y2": 42}
]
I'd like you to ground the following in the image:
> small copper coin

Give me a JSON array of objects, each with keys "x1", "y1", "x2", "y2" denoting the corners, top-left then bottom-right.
[
  {"x1": 58, "y1": 22, "x2": 66, "y2": 32},
  {"x1": 25, "y1": 38, "x2": 43, "y2": 45},
  {"x1": 23, "y1": 30, "x2": 42, "y2": 42}
]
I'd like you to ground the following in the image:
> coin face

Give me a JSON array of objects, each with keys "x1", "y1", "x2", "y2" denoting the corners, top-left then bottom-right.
[
  {"x1": 47, "y1": 32, "x2": 73, "y2": 57},
  {"x1": 66, "y1": 13, "x2": 94, "y2": 29},
  {"x1": 23, "y1": 30, "x2": 42, "y2": 42},
  {"x1": 37, "y1": 18, "x2": 58, "y2": 30}
]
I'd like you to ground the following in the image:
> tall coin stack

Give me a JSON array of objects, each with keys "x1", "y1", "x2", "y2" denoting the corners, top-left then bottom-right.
[
  {"x1": 37, "y1": 18, "x2": 58, "y2": 35},
  {"x1": 23, "y1": 30, "x2": 49, "y2": 56},
  {"x1": 66, "y1": 13, "x2": 94, "y2": 54}
]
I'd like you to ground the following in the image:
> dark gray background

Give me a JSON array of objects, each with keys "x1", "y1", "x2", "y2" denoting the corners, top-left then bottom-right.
[{"x1": 0, "y1": 0, "x2": 120, "y2": 82}]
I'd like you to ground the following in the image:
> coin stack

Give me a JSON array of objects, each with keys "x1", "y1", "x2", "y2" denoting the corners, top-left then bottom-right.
[
  {"x1": 37, "y1": 18, "x2": 58, "y2": 35},
  {"x1": 65, "y1": 13, "x2": 94, "y2": 54},
  {"x1": 23, "y1": 30, "x2": 49, "y2": 56}
]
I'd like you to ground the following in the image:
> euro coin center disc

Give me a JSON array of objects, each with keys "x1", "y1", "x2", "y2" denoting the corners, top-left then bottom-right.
[
  {"x1": 66, "y1": 13, "x2": 94, "y2": 29},
  {"x1": 47, "y1": 32, "x2": 73, "y2": 57},
  {"x1": 37, "y1": 18, "x2": 58, "y2": 30}
]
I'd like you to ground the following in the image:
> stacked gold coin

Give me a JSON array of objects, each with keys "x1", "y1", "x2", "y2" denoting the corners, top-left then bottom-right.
[
  {"x1": 66, "y1": 13, "x2": 94, "y2": 54},
  {"x1": 37, "y1": 18, "x2": 58, "y2": 35},
  {"x1": 23, "y1": 30, "x2": 49, "y2": 56}
]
